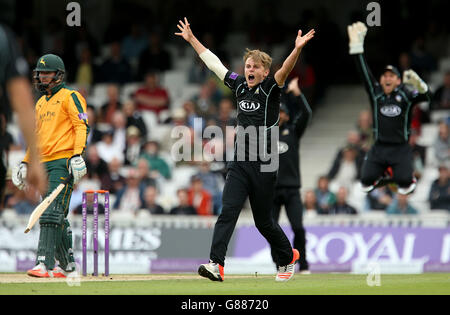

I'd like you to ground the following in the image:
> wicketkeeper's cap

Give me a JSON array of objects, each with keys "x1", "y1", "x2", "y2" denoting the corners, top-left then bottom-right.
[{"x1": 383, "y1": 65, "x2": 401, "y2": 78}]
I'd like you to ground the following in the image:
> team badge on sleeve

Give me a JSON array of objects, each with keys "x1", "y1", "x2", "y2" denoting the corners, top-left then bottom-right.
[
  {"x1": 229, "y1": 72, "x2": 239, "y2": 80},
  {"x1": 78, "y1": 113, "x2": 88, "y2": 120}
]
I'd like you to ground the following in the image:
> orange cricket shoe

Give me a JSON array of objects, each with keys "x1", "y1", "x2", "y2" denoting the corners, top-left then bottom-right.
[
  {"x1": 198, "y1": 261, "x2": 224, "y2": 282},
  {"x1": 275, "y1": 248, "x2": 300, "y2": 282},
  {"x1": 27, "y1": 263, "x2": 53, "y2": 278},
  {"x1": 51, "y1": 266, "x2": 68, "y2": 278}
]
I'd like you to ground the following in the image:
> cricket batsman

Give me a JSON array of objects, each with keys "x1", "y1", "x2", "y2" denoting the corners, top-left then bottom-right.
[
  {"x1": 348, "y1": 22, "x2": 431, "y2": 195},
  {"x1": 12, "y1": 54, "x2": 89, "y2": 277}
]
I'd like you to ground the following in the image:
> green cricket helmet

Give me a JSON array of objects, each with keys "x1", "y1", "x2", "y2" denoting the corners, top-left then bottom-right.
[{"x1": 33, "y1": 54, "x2": 65, "y2": 93}]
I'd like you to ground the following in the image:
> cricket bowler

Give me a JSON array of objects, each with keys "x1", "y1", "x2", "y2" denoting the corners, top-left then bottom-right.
[
  {"x1": 176, "y1": 17, "x2": 314, "y2": 282},
  {"x1": 12, "y1": 54, "x2": 90, "y2": 277}
]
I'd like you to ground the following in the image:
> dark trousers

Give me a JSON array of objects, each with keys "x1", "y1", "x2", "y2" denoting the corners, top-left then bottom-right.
[
  {"x1": 272, "y1": 188, "x2": 309, "y2": 270},
  {"x1": 361, "y1": 142, "x2": 414, "y2": 188},
  {"x1": 210, "y1": 161, "x2": 293, "y2": 267}
]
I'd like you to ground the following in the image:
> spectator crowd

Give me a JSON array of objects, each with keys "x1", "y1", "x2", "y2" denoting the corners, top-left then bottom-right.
[{"x1": 1, "y1": 3, "x2": 449, "y2": 217}]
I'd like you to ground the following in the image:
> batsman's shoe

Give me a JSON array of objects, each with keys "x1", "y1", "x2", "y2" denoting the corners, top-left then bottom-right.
[
  {"x1": 27, "y1": 263, "x2": 53, "y2": 278},
  {"x1": 276, "y1": 249, "x2": 300, "y2": 282},
  {"x1": 198, "y1": 261, "x2": 224, "y2": 282},
  {"x1": 51, "y1": 266, "x2": 67, "y2": 278}
]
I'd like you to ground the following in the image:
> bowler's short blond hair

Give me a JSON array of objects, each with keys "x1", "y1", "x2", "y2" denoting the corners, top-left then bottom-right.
[{"x1": 243, "y1": 49, "x2": 272, "y2": 70}]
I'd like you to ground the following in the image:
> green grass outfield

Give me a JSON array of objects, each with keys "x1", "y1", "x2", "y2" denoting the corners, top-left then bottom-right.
[{"x1": 0, "y1": 273, "x2": 449, "y2": 295}]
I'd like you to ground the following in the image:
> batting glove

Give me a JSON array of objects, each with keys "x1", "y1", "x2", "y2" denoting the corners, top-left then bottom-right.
[
  {"x1": 403, "y1": 69, "x2": 428, "y2": 93},
  {"x1": 12, "y1": 162, "x2": 27, "y2": 190},
  {"x1": 68, "y1": 155, "x2": 87, "y2": 184},
  {"x1": 347, "y1": 21, "x2": 367, "y2": 55}
]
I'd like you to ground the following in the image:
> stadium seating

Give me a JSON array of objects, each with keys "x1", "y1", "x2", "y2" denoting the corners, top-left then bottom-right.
[
  {"x1": 4, "y1": 31, "x2": 449, "y2": 216},
  {"x1": 300, "y1": 86, "x2": 368, "y2": 190},
  {"x1": 88, "y1": 83, "x2": 110, "y2": 109}
]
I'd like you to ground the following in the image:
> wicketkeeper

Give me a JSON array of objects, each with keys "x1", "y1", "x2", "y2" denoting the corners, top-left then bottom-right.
[
  {"x1": 12, "y1": 54, "x2": 89, "y2": 278},
  {"x1": 348, "y1": 22, "x2": 431, "y2": 195}
]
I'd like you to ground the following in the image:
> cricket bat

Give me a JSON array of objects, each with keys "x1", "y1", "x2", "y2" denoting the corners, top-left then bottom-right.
[{"x1": 24, "y1": 175, "x2": 73, "y2": 233}]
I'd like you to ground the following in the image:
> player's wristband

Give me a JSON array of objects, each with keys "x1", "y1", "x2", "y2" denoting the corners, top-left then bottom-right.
[{"x1": 349, "y1": 43, "x2": 364, "y2": 55}]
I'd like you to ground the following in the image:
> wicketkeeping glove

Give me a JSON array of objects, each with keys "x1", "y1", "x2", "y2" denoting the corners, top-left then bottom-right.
[
  {"x1": 68, "y1": 155, "x2": 87, "y2": 184},
  {"x1": 347, "y1": 21, "x2": 367, "y2": 55},
  {"x1": 12, "y1": 162, "x2": 27, "y2": 190},
  {"x1": 403, "y1": 69, "x2": 428, "y2": 93}
]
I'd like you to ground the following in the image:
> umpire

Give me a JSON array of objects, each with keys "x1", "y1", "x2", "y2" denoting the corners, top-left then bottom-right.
[{"x1": 271, "y1": 77, "x2": 312, "y2": 273}]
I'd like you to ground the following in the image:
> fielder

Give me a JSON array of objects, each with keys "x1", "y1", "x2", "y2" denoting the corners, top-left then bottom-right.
[
  {"x1": 176, "y1": 17, "x2": 314, "y2": 282},
  {"x1": 0, "y1": 23, "x2": 46, "y2": 204},
  {"x1": 271, "y1": 77, "x2": 312, "y2": 273},
  {"x1": 348, "y1": 22, "x2": 431, "y2": 195},
  {"x1": 12, "y1": 54, "x2": 89, "y2": 277}
]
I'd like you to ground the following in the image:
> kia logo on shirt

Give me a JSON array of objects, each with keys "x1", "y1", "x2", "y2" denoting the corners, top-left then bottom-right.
[
  {"x1": 239, "y1": 100, "x2": 261, "y2": 112},
  {"x1": 380, "y1": 105, "x2": 402, "y2": 117}
]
